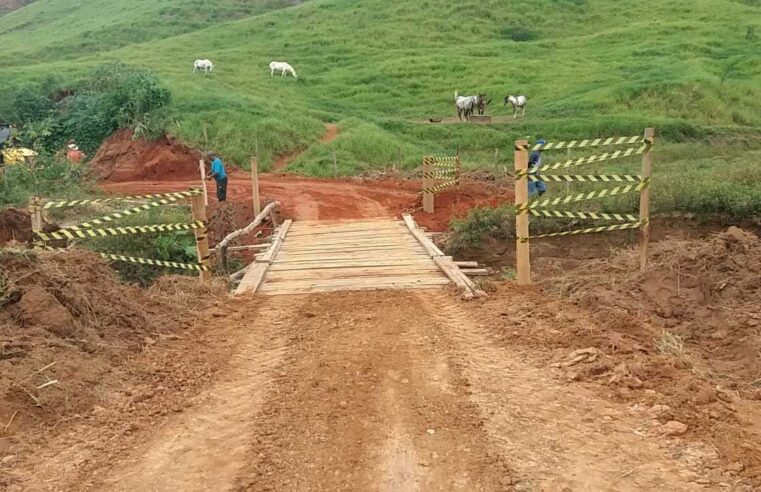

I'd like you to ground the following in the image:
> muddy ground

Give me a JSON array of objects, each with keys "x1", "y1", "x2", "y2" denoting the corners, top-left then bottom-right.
[{"x1": 1, "y1": 132, "x2": 760, "y2": 490}]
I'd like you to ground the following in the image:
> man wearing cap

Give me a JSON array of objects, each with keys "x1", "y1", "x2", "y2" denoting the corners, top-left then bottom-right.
[
  {"x1": 528, "y1": 139, "x2": 547, "y2": 197},
  {"x1": 66, "y1": 141, "x2": 86, "y2": 164},
  {"x1": 206, "y1": 152, "x2": 228, "y2": 202}
]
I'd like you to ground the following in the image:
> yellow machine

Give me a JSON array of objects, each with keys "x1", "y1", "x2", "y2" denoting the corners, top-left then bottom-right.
[{"x1": 0, "y1": 123, "x2": 37, "y2": 166}]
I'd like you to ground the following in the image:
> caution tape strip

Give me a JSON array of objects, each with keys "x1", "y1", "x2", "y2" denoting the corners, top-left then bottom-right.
[
  {"x1": 420, "y1": 179, "x2": 460, "y2": 195},
  {"x1": 33, "y1": 221, "x2": 205, "y2": 242},
  {"x1": 516, "y1": 179, "x2": 649, "y2": 212},
  {"x1": 515, "y1": 145, "x2": 649, "y2": 176},
  {"x1": 532, "y1": 136, "x2": 652, "y2": 151},
  {"x1": 528, "y1": 174, "x2": 641, "y2": 183},
  {"x1": 58, "y1": 192, "x2": 201, "y2": 231},
  {"x1": 518, "y1": 221, "x2": 643, "y2": 242},
  {"x1": 528, "y1": 210, "x2": 639, "y2": 222},
  {"x1": 421, "y1": 170, "x2": 457, "y2": 179},
  {"x1": 35, "y1": 246, "x2": 210, "y2": 271},
  {"x1": 42, "y1": 189, "x2": 202, "y2": 210}
]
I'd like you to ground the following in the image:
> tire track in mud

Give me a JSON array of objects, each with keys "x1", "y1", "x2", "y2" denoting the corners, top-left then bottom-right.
[
  {"x1": 235, "y1": 290, "x2": 514, "y2": 490},
  {"x1": 87, "y1": 297, "x2": 305, "y2": 492},
  {"x1": 416, "y1": 290, "x2": 714, "y2": 490}
]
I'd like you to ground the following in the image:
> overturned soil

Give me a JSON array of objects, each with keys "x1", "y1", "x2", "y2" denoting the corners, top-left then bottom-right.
[
  {"x1": 0, "y1": 208, "x2": 30, "y2": 246},
  {"x1": 0, "y1": 249, "x2": 226, "y2": 489}
]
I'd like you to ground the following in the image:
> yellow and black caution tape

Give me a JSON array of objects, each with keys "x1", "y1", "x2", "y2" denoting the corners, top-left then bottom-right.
[
  {"x1": 528, "y1": 174, "x2": 641, "y2": 183},
  {"x1": 58, "y1": 192, "x2": 201, "y2": 231},
  {"x1": 421, "y1": 170, "x2": 457, "y2": 179},
  {"x1": 33, "y1": 221, "x2": 205, "y2": 242},
  {"x1": 515, "y1": 179, "x2": 650, "y2": 212},
  {"x1": 420, "y1": 179, "x2": 460, "y2": 195},
  {"x1": 42, "y1": 189, "x2": 202, "y2": 210},
  {"x1": 518, "y1": 221, "x2": 643, "y2": 242},
  {"x1": 515, "y1": 146, "x2": 648, "y2": 177},
  {"x1": 528, "y1": 210, "x2": 639, "y2": 222},
  {"x1": 36, "y1": 245, "x2": 210, "y2": 271},
  {"x1": 532, "y1": 136, "x2": 652, "y2": 151}
]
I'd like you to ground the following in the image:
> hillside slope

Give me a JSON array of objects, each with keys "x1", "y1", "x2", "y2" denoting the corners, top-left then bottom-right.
[{"x1": 1, "y1": 0, "x2": 759, "y2": 172}]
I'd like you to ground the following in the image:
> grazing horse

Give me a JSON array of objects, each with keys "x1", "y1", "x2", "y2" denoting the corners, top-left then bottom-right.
[
  {"x1": 455, "y1": 92, "x2": 481, "y2": 122},
  {"x1": 476, "y1": 94, "x2": 491, "y2": 115},
  {"x1": 193, "y1": 59, "x2": 214, "y2": 74},
  {"x1": 269, "y1": 61, "x2": 297, "y2": 78},
  {"x1": 504, "y1": 95, "x2": 527, "y2": 119}
]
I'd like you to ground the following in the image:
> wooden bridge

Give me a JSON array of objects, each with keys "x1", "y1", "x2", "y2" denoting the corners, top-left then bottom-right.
[{"x1": 235, "y1": 215, "x2": 480, "y2": 297}]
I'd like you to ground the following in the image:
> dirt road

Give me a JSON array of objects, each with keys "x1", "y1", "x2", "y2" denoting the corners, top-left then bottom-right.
[{"x1": 17, "y1": 291, "x2": 718, "y2": 491}]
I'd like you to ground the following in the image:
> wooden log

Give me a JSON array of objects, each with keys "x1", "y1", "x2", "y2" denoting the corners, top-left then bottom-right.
[
  {"x1": 216, "y1": 201, "x2": 279, "y2": 272},
  {"x1": 190, "y1": 193, "x2": 212, "y2": 281},
  {"x1": 514, "y1": 139, "x2": 531, "y2": 285},
  {"x1": 454, "y1": 261, "x2": 479, "y2": 268},
  {"x1": 639, "y1": 127, "x2": 654, "y2": 270},
  {"x1": 210, "y1": 244, "x2": 269, "y2": 254},
  {"x1": 461, "y1": 268, "x2": 490, "y2": 276}
]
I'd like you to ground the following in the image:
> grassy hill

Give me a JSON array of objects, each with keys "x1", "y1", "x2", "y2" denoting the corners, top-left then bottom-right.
[{"x1": 1, "y1": 0, "x2": 760, "y2": 216}]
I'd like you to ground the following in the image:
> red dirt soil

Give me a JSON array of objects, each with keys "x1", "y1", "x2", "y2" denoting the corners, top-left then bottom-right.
[{"x1": 91, "y1": 130, "x2": 511, "y2": 231}]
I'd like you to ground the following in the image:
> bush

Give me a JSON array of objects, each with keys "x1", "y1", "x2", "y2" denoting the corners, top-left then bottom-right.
[{"x1": 449, "y1": 205, "x2": 515, "y2": 253}]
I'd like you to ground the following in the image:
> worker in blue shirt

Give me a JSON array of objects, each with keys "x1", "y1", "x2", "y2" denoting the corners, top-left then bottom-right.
[
  {"x1": 528, "y1": 139, "x2": 547, "y2": 198},
  {"x1": 207, "y1": 152, "x2": 228, "y2": 202}
]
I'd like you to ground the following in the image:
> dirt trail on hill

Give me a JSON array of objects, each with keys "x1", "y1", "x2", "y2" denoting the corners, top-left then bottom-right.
[
  {"x1": 273, "y1": 123, "x2": 339, "y2": 171},
  {"x1": 16, "y1": 291, "x2": 712, "y2": 491}
]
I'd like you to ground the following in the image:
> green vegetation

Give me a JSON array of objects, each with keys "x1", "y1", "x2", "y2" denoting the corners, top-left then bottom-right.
[
  {"x1": 1, "y1": 0, "x2": 760, "y2": 219},
  {"x1": 0, "y1": 158, "x2": 90, "y2": 207}
]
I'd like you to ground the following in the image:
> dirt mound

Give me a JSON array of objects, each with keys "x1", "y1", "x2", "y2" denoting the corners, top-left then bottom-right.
[
  {"x1": 476, "y1": 227, "x2": 761, "y2": 484},
  {"x1": 412, "y1": 181, "x2": 514, "y2": 231},
  {"x1": 90, "y1": 129, "x2": 204, "y2": 182},
  {"x1": 0, "y1": 208, "x2": 31, "y2": 246},
  {"x1": 0, "y1": 249, "x2": 225, "y2": 439}
]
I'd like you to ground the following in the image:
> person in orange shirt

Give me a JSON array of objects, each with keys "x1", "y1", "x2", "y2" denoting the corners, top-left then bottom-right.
[{"x1": 66, "y1": 142, "x2": 86, "y2": 163}]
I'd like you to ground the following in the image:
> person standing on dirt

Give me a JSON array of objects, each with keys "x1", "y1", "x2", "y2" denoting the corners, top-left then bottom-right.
[
  {"x1": 528, "y1": 139, "x2": 547, "y2": 198},
  {"x1": 207, "y1": 152, "x2": 228, "y2": 202}
]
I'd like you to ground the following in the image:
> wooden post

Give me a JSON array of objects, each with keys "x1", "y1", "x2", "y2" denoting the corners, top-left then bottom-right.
[
  {"x1": 514, "y1": 140, "x2": 531, "y2": 285},
  {"x1": 251, "y1": 157, "x2": 261, "y2": 216},
  {"x1": 422, "y1": 156, "x2": 434, "y2": 214},
  {"x1": 190, "y1": 193, "x2": 212, "y2": 281},
  {"x1": 30, "y1": 196, "x2": 43, "y2": 239},
  {"x1": 639, "y1": 127, "x2": 654, "y2": 270},
  {"x1": 493, "y1": 148, "x2": 500, "y2": 176},
  {"x1": 199, "y1": 159, "x2": 209, "y2": 206}
]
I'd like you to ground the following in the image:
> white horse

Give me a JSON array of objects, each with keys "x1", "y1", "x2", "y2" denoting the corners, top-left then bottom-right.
[
  {"x1": 504, "y1": 95, "x2": 527, "y2": 119},
  {"x1": 454, "y1": 92, "x2": 480, "y2": 122},
  {"x1": 269, "y1": 61, "x2": 297, "y2": 78},
  {"x1": 193, "y1": 59, "x2": 214, "y2": 74}
]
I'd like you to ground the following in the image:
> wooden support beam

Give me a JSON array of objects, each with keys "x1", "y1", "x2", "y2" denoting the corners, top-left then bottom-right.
[
  {"x1": 29, "y1": 196, "x2": 43, "y2": 237},
  {"x1": 454, "y1": 261, "x2": 479, "y2": 268},
  {"x1": 640, "y1": 127, "x2": 654, "y2": 271},
  {"x1": 461, "y1": 268, "x2": 490, "y2": 276},
  {"x1": 199, "y1": 159, "x2": 209, "y2": 206},
  {"x1": 422, "y1": 156, "x2": 434, "y2": 214},
  {"x1": 251, "y1": 157, "x2": 261, "y2": 216},
  {"x1": 190, "y1": 193, "x2": 212, "y2": 281},
  {"x1": 514, "y1": 139, "x2": 531, "y2": 285},
  {"x1": 216, "y1": 201, "x2": 279, "y2": 272},
  {"x1": 210, "y1": 243, "x2": 269, "y2": 254}
]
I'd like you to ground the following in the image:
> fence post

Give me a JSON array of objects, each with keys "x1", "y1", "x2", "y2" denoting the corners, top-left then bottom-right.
[
  {"x1": 494, "y1": 148, "x2": 500, "y2": 176},
  {"x1": 514, "y1": 140, "x2": 531, "y2": 285},
  {"x1": 30, "y1": 196, "x2": 43, "y2": 239},
  {"x1": 639, "y1": 127, "x2": 654, "y2": 270},
  {"x1": 190, "y1": 193, "x2": 212, "y2": 281},
  {"x1": 251, "y1": 157, "x2": 261, "y2": 216},
  {"x1": 198, "y1": 159, "x2": 209, "y2": 206},
  {"x1": 422, "y1": 156, "x2": 434, "y2": 214}
]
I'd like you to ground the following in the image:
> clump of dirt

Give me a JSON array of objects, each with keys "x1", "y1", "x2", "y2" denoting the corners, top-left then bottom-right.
[
  {"x1": 90, "y1": 129, "x2": 204, "y2": 182},
  {"x1": 0, "y1": 249, "x2": 225, "y2": 438},
  {"x1": 412, "y1": 181, "x2": 514, "y2": 231},
  {"x1": 475, "y1": 227, "x2": 761, "y2": 485},
  {"x1": 0, "y1": 208, "x2": 31, "y2": 245}
]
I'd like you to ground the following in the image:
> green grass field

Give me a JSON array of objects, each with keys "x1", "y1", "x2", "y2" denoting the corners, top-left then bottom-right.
[{"x1": 1, "y1": 0, "x2": 760, "y2": 217}]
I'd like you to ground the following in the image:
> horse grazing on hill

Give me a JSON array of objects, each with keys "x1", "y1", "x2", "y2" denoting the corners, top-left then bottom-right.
[
  {"x1": 193, "y1": 59, "x2": 214, "y2": 74},
  {"x1": 454, "y1": 92, "x2": 481, "y2": 122},
  {"x1": 504, "y1": 94, "x2": 527, "y2": 119},
  {"x1": 270, "y1": 61, "x2": 297, "y2": 79}
]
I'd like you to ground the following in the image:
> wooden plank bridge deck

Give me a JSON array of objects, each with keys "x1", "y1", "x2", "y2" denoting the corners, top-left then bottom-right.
[{"x1": 236, "y1": 216, "x2": 478, "y2": 297}]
